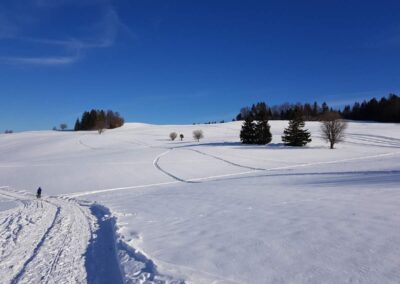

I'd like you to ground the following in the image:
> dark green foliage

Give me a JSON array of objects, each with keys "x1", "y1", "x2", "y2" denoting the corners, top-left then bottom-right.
[
  {"x1": 235, "y1": 94, "x2": 400, "y2": 123},
  {"x1": 343, "y1": 94, "x2": 400, "y2": 122},
  {"x1": 251, "y1": 102, "x2": 270, "y2": 121},
  {"x1": 240, "y1": 113, "x2": 273, "y2": 145},
  {"x1": 282, "y1": 113, "x2": 312, "y2": 146},
  {"x1": 240, "y1": 118, "x2": 256, "y2": 144},
  {"x1": 74, "y1": 119, "x2": 81, "y2": 131},
  {"x1": 74, "y1": 109, "x2": 124, "y2": 131},
  {"x1": 321, "y1": 102, "x2": 329, "y2": 113},
  {"x1": 255, "y1": 120, "x2": 272, "y2": 145}
]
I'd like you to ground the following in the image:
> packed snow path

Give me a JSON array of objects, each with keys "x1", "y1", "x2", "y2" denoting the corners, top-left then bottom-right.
[
  {"x1": 0, "y1": 188, "x2": 91, "y2": 284},
  {"x1": 0, "y1": 187, "x2": 181, "y2": 284}
]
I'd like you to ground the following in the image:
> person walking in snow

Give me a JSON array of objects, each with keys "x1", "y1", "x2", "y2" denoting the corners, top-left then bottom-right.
[{"x1": 36, "y1": 187, "x2": 42, "y2": 199}]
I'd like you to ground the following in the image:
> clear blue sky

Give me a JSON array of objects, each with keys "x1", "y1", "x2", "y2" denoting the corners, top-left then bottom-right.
[{"x1": 1, "y1": 0, "x2": 399, "y2": 131}]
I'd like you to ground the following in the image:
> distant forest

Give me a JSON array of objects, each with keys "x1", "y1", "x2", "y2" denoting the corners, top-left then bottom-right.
[
  {"x1": 74, "y1": 109, "x2": 124, "y2": 131},
  {"x1": 235, "y1": 94, "x2": 400, "y2": 123}
]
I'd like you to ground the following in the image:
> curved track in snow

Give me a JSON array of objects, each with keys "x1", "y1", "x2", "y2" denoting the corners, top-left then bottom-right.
[
  {"x1": 184, "y1": 148, "x2": 264, "y2": 171},
  {"x1": 153, "y1": 149, "x2": 198, "y2": 183}
]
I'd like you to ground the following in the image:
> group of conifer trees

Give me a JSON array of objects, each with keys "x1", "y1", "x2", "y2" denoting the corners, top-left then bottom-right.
[
  {"x1": 74, "y1": 109, "x2": 124, "y2": 131},
  {"x1": 239, "y1": 102, "x2": 272, "y2": 145},
  {"x1": 342, "y1": 94, "x2": 400, "y2": 122},
  {"x1": 236, "y1": 101, "x2": 332, "y2": 121},
  {"x1": 236, "y1": 94, "x2": 400, "y2": 123},
  {"x1": 240, "y1": 106, "x2": 311, "y2": 146}
]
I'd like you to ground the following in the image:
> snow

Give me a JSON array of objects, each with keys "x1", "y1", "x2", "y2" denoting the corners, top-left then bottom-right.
[
  {"x1": 0, "y1": 195, "x2": 18, "y2": 212},
  {"x1": 0, "y1": 121, "x2": 400, "y2": 283}
]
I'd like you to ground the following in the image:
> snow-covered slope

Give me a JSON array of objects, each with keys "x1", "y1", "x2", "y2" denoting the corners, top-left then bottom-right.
[{"x1": 0, "y1": 121, "x2": 399, "y2": 283}]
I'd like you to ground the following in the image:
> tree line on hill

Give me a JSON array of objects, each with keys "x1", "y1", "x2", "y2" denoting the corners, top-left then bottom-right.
[
  {"x1": 74, "y1": 109, "x2": 124, "y2": 131},
  {"x1": 236, "y1": 101, "x2": 332, "y2": 121},
  {"x1": 235, "y1": 94, "x2": 400, "y2": 123},
  {"x1": 342, "y1": 94, "x2": 400, "y2": 122}
]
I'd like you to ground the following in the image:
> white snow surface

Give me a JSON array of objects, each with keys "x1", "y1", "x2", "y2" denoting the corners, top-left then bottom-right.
[{"x1": 0, "y1": 121, "x2": 400, "y2": 283}]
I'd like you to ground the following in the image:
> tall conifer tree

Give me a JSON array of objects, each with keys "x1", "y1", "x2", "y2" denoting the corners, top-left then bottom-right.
[
  {"x1": 240, "y1": 117, "x2": 256, "y2": 144},
  {"x1": 282, "y1": 112, "x2": 312, "y2": 146}
]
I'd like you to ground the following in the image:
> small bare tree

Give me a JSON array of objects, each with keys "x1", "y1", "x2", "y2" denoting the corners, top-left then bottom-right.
[
  {"x1": 96, "y1": 120, "x2": 106, "y2": 135},
  {"x1": 169, "y1": 132, "x2": 178, "y2": 141},
  {"x1": 320, "y1": 112, "x2": 347, "y2": 149},
  {"x1": 60, "y1": 123, "x2": 68, "y2": 131},
  {"x1": 180, "y1": 133, "x2": 184, "y2": 141},
  {"x1": 193, "y1": 130, "x2": 204, "y2": 142}
]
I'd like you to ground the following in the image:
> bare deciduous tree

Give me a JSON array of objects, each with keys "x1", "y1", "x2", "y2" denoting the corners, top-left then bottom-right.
[
  {"x1": 193, "y1": 130, "x2": 204, "y2": 142},
  {"x1": 169, "y1": 132, "x2": 178, "y2": 141},
  {"x1": 60, "y1": 123, "x2": 68, "y2": 131},
  {"x1": 320, "y1": 112, "x2": 347, "y2": 149},
  {"x1": 96, "y1": 120, "x2": 106, "y2": 135},
  {"x1": 180, "y1": 133, "x2": 184, "y2": 141}
]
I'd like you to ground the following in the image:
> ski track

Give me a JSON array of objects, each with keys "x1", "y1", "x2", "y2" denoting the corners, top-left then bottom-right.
[
  {"x1": 2, "y1": 129, "x2": 400, "y2": 283},
  {"x1": 153, "y1": 149, "x2": 198, "y2": 183},
  {"x1": 0, "y1": 188, "x2": 90, "y2": 284},
  {"x1": 184, "y1": 148, "x2": 264, "y2": 171},
  {"x1": 69, "y1": 149, "x2": 400, "y2": 197},
  {"x1": 0, "y1": 187, "x2": 182, "y2": 284},
  {"x1": 79, "y1": 139, "x2": 100, "y2": 151}
]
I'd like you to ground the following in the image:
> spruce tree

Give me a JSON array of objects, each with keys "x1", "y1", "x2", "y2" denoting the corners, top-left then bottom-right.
[
  {"x1": 255, "y1": 120, "x2": 272, "y2": 145},
  {"x1": 240, "y1": 118, "x2": 256, "y2": 144},
  {"x1": 282, "y1": 112, "x2": 312, "y2": 146},
  {"x1": 74, "y1": 119, "x2": 81, "y2": 131}
]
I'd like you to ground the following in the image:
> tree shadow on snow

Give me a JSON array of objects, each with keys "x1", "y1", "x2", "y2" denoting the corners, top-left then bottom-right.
[{"x1": 175, "y1": 141, "x2": 325, "y2": 150}]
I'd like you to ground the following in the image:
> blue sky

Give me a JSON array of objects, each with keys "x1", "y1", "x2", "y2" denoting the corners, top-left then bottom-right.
[{"x1": 1, "y1": 0, "x2": 399, "y2": 131}]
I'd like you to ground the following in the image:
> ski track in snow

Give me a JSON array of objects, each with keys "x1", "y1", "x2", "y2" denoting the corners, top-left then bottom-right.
[
  {"x1": 183, "y1": 148, "x2": 264, "y2": 171},
  {"x1": 0, "y1": 188, "x2": 90, "y2": 284},
  {"x1": 0, "y1": 187, "x2": 181, "y2": 284},
  {"x1": 2, "y1": 123, "x2": 400, "y2": 283},
  {"x1": 153, "y1": 149, "x2": 198, "y2": 183},
  {"x1": 69, "y1": 136, "x2": 400, "y2": 198}
]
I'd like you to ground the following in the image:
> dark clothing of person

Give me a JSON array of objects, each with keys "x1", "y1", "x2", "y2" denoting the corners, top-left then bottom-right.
[{"x1": 37, "y1": 187, "x2": 42, "y2": 199}]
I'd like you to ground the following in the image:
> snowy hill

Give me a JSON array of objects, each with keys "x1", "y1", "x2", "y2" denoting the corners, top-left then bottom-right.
[{"x1": 1, "y1": 121, "x2": 399, "y2": 283}]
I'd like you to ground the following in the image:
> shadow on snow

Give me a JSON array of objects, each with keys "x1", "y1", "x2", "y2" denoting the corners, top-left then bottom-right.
[
  {"x1": 85, "y1": 204, "x2": 124, "y2": 284},
  {"x1": 84, "y1": 204, "x2": 184, "y2": 284}
]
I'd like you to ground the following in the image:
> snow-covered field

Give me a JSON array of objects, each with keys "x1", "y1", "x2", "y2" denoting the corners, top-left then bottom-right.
[{"x1": 0, "y1": 121, "x2": 399, "y2": 283}]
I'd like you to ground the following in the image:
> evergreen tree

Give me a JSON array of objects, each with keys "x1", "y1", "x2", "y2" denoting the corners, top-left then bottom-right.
[
  {"x1": 240, "y1": 118, "x2": 256, "y2": 144},
  {"x1": 321, "y1": 102, "x2": 329, "y2": 113},
  {"x1": 312, "y1": 102, "x2": 318, "y2": 117},
  {"x1": 80, "y1": 111, "x2": 90, "y2": 130},
  {"x1": 282, "y1": 112, "x2": 312, "y2": 146},
  {"x1": 255, "y1": 119, "x2": 272, "y2": 145},
  {"x1": 74, "y1": 118, "x2": 81, "y2": 131}
]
